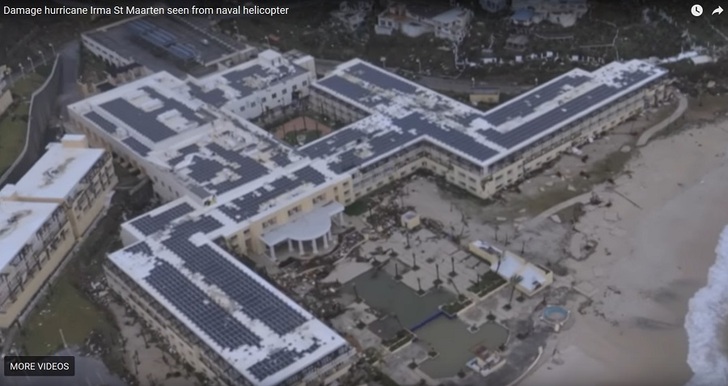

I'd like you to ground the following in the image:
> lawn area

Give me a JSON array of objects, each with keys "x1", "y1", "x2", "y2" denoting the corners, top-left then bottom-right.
[
  {"x1": 19, "y1": 277, "x2": 116, "y2": 356},
  {"x1": 0, "y1": 70, "x2": 50, "y2": 175},
  {"x1": 17, "y1": 205, "x2": 125, "y2": 367},
  {"x1": 468, "y1": 270, "x2": 507, "y2": 298}
]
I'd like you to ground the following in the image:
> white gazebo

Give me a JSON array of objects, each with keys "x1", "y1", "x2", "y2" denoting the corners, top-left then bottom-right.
[{"x1": 261, "y1": 202, "x2": 344, "y2": 260}]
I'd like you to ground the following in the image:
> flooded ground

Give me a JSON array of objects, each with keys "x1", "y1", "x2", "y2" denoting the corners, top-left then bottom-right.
[
  {"x1": 1, "y1": 349, "x2": 126, "y2": 386},
  {"x1": 418, "y1": 319, "x2": 509, "y2": 379},
  {"x1": 342, "y1": 264, "x2": 455, "y2": 329}
]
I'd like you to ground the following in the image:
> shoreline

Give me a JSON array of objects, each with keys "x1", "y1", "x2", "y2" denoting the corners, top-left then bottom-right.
[
  {"x1": 685, "y1": 225, "x2": 728, "y2": 386},
  {"x1": 521, "y1": 113, "x2": 728, "y2": 385}
]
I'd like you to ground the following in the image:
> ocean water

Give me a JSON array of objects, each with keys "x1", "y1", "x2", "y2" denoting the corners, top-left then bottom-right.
[{"x1": 685, "y1": 225, "x2": 728, "y2": 386}]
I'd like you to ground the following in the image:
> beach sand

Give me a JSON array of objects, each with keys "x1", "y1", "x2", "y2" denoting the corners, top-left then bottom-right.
[{"x1": 523, "y1": 115, "x2": 728, "y2": 386}]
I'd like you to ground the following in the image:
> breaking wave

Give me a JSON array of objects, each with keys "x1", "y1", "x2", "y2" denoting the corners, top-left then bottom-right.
[{"x1": 685, "y1": 225, "x2": 728, "y2": 386}]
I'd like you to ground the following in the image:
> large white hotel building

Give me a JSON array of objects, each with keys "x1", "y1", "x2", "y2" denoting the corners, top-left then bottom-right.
[{"x1": 66, "y1": 43, "x2": 668, "y2": 385}]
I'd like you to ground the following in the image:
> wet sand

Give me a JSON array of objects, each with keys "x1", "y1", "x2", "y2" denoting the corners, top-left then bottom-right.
[{"x1": 524, "y1": 116, "x2": 728, "y2": 385}]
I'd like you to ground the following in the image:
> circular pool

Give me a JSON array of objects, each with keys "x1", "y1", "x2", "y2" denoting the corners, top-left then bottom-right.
[{"x1": 542, "y1": 305, "x2": 570, "y2": 324}]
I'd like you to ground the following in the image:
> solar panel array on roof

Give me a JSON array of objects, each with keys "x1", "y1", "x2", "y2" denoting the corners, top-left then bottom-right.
[
  {"x1": 315, "y1": 76, "x2": 378, "y2": 108},
  {"x1": 145, "y1": 260, "x2": 261, "y2": 349},
  {"x1": 188, "y1": 83, "x2": 228, "y2": 108},
  {"x1": 481, "y1": 75, "x2": 590, "y2": 126},
  {"x1": 130, "y1": 202, "x2": 195, "y2": 236},
  {"x1": 125, "y1": 242, "x2": 153, "y2": 256},
  {"x1": 248, "y1": 344, "x2": 320, "y2": 381},
  {"x1": 85, "y1": 111, "x2": 117, "y2": 134},
  {"x1": 196, "y1": 143, "x2": 270, "y2": 194},
  {"x1": 141, "y1": 87, "x2": 208, "y2": 126},
  {"x1": 346, "y1": 63, "x2": 417, "y2": 94},
  {"x1": 187, "y1": 158, "x2": 225, "y2": 182},
  {"x1": 218, "y1": 174, "x2": 306, "y2": 222},
  {"x1": 162, "y1": 238, "x2": 308, "y2": 335},
  {"x1": 123, "y1": 137, "x2": 151, "y2": 156},
  {"x1": 477, "y1": 66, "x2": 661, "y2": 150},
  {"x1": 155, "y1": 215, "x2": 307, "y2": 335},
  {"x1": 293, "y1": 166, "x2": 327, "y2": 185},
  {"x1": 99, "y1": 98, "x2": 177, "y2": 142},
  {"x1": 395, "y1": 113, "x2": 498, "y2": 161},
  {"x1": 270, "y1": 152, "x2": 292, "y2": 167},
  {"x1": 299, "y1": 128, "x2": 367, "y2": 158}
]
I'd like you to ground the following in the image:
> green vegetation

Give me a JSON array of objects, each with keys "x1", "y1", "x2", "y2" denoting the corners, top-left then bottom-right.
[
  {"x1": 20, "y1": 277, "x2": 116, "y2": 356},
  {"x1": 468, "y1": 270, "x2": 507, "y2": 298},
  {"x1": 440, "y1": 298, "x2": 473, "y2": 316},
  {"x1": 344, "y1": 199, "x2": 370, "y2": 216},
  {"x1": 0, "y1": 71, "x2": 49, "y2": 175},
  {"x1": 383, "y1": 330, "x2": 414, "y2": 352},
  {"x1": 283, "y1": 129, "x2": 322, "y2": 146},
  {"x1": 18, "y1": 206, "x2": 127, "y2": 376}
]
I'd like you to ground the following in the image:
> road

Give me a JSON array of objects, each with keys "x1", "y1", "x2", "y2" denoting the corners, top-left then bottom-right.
[{"x1": 314, "y1": 58, "x2": 535, "y2": 95}]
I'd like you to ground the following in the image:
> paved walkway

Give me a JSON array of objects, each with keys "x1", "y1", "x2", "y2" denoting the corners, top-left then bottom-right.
[{"x1": 636, "y1": 92, "x2": 688, "y2": 147}]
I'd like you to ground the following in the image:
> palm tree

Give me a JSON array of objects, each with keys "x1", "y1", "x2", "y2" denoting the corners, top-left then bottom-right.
[
  {"x1": 495, "y1": 250, "x2": 505, "y2": 273},
  {"x1": 504, "y1": 275, "x2": 523, "y2": 310}
]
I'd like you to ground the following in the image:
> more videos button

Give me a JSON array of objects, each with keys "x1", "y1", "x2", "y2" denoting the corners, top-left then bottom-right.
[{"x1": 4, "y1": 356, "x2": 75, "y2": 377}]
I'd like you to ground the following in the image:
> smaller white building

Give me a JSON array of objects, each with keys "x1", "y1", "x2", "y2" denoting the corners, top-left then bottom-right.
[{"x1": 375, "y1": 3, "x2": 473, "y2": 43}]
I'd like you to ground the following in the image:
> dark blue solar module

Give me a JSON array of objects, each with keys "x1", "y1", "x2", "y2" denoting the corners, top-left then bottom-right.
[
  {"x1": 145, "y1": 260, "x2": 261, "y2": 349},
  {"x1": 197, "y1": 143, "x2": 269, "y2": 194},
  {"x1": 325, "y1": 113, "x2": 498, "y2": 173},
  {"x1": 396, "y1": 113, "x2": 498, "y2": 161},
  {"x1": 169, "y1": 144, "x2": 201, "y2": 165},
  {"x1": 125, "y1": 241, "x2": 153, "y2": 256},
  {"x1": 477, "y1": 69, "x2": 659, "y2": 149},
  {"x1": 345, "y1": 63, "x2": 417, "y2": 94},
  {"x1": 270, "y1": 152, "x2": 292, "y2": 167},
  {"x1": 141, "y1": 87, "x2": 208, "y2": 126},
  {"x1": 162, "y1": 237, "x2": 308, "y2": 335},
  {"x1": 247, "y1": 344, "x2": 320, "y2": 381},
  {"x1": 157, "y1": 215, "x2": 307, "y2": 335},
  {"x1": 299, "y1": 128, "x2": 367, "y2": 158},
  {"x1": 316, "y1": 76, "x2": 375, "y2": 105},
  {"x1": 187, "y1": 158, "x2": 225, "y2": 183},
  {"x1": 99, "y1": 87, "x2": 208, "y2": 143},
  {"x1": 218, "y1": 164, "x2": 326, "y2": 222},
  {"x1": 84, "y1": 111, "x2": 117, "y2": 134},
  {"x1": 481, "y1": 75, "x2": 591, "y2": 126},
  {"x1": 130, "y1": 202, "x2": 195, "y2": 236},
  {"x1": 188, "y1": 84, "x2": 228, "y2": 108},
  {"x1": 123, "y1": 137, "x2": 151, "y2": 156},
  {"x1": 99, "y1": 98, "x2": 177, "y2": 142},
  {"x1": 293, "y1": 166, "x2": 326, "y2": 185}
]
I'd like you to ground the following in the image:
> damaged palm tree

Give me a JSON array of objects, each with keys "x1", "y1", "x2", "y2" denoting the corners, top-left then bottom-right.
[
  {"x1": 503, "y1": 275, "x2": 523, "y2": 310},
  {"x1": 433, "y1": 263, "x2": 442, "y2": 287}
]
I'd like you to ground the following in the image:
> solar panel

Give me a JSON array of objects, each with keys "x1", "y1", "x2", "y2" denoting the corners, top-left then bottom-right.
[
  {"x1": 130, "y1": 202, "x2": 195, "y2": 236},
  {"x1": 219, "y1": 175, "x2": 304, "y2": 222},
  {"x1": 481, "y1": 84, "x2": 619, "y2": 149},
  {"x1": 99, "y1": 98, "x2": 177, "y2": 142},
  {"x1": 316, "y1": 76, "x2": 373, "y2": 103},
  {"x1": 125, "y1": 242, "x2": 152, "y2": 256},
  {"x1": 346, "y1": 63, "x2": 417, "y2": 94},
  {"x1": 145, "y1": 261, "x2": 261, "y2": 349},
  {"x1": 248, "y1": 344, "x2": 320, "y2": 381},
  {"x1": 482, "y1": 75, "x2": 590, "y2": 126},
  {"x1": 84, "y1": 112, "x2": 117, "y2": 134},
  {"x1": 160, "y1": 218, "x2": 308, "y2": 335},
  {"x1": 123, "y1": 137, "x2": 151, "y2": 156}
]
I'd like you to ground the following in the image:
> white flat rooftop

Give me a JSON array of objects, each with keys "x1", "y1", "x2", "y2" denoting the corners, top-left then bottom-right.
[
  {"x1": 108, "y1": 215, "x2": 349, "y2": 385},
  {"x1": 8, "y1": 141, "x2": 105, "y2": 201},
  {"x1": 0, "y1": 201, "x2": 60, "y2": 270}
]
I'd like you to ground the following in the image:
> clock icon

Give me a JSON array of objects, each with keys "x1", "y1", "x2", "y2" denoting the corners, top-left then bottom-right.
[{"x1": 691, "y1": 4, "x2": 703, "y2": 16}]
